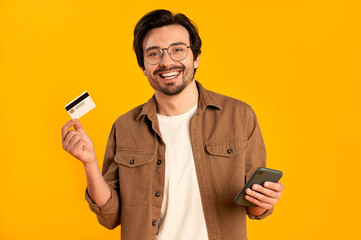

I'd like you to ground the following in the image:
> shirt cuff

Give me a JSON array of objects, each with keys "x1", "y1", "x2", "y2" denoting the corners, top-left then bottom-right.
[
  {"x1": 246, "y1": 206, "x2": 274, "y2": 220},
  {"x1": 84, "y1": 185, "x2": 119, "y2": 215}
]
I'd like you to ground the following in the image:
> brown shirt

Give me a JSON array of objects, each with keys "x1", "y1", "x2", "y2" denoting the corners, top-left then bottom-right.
[{"x1": 85, "y1": 81, "x2": 273, "y2": 240}]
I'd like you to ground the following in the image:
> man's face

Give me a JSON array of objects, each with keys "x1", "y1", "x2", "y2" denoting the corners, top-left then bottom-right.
[{"x1": 142, "y1": 24, "x2": 199, "y2": 96}]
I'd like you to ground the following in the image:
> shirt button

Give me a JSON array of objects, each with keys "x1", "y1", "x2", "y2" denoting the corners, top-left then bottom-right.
[
  {"x1": 152, "y1": 221, "x2": 156, "y2": 226},
  {"x1": 130, "y1": 159, "x2": 135, "y2": 164},
  {"x1": 227, "y1": 149, "x2": 233, "y2": 154},
  {"x1": 157, "y1": 160, "x2": 162, "y2": 165},
  {"x1": 155, "y1": 192, "x2": 160, "y2": 197}
]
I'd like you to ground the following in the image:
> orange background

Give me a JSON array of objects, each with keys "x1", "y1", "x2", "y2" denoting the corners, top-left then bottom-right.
[{"x1": 1, "y1": 0, "x2": 360, "y2": 239}]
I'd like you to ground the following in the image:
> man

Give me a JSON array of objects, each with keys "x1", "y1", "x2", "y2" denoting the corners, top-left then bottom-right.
[{"x1": 61, "y1": 9, "x2": 283, "y2": 240}]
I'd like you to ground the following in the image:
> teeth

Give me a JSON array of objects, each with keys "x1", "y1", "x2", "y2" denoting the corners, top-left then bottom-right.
[{"x1": 161, "y1": 71, "x2": 180, "y2": 77}]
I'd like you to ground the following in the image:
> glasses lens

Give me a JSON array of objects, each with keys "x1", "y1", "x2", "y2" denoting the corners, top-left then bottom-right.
[
  {"x1": 169, "y1": 44, "x2": 188, "y2": 61},
  {"x1": 144, "y1": 48, "x2": 162, "y2": 65}
]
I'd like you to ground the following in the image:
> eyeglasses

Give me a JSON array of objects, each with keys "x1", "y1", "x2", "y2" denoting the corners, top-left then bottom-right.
[{"x1": 143, "y1": 43, "x2": 190, "y2": 65}]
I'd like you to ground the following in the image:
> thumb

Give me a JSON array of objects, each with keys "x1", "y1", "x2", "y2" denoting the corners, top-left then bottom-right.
[{"x1": 72, "y1": 119, "x2": 87, "y2": 134}]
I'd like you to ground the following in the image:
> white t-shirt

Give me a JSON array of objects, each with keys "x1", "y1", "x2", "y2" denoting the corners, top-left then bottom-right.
[{"x1": 156, "y1": 104, "x2": 208, "y2": 240}]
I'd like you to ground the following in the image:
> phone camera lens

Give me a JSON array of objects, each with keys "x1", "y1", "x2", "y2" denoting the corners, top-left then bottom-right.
[{"x1": 259, "y1": 171, "x2": 264, "y2": 175}]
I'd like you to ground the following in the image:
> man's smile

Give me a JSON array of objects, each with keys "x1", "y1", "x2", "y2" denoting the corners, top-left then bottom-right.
[
  {"x1": 159, "y1": 71, "x2": 181, "y2": 79},
  {"x1": 153, "y1": 65, "x2": 185, "y2": 81}
]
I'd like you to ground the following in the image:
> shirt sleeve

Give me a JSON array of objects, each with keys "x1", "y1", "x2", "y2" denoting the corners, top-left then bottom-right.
[
  {"x1": 244, "y1": 105, "x2": 273, "y2": 220},
  {"x1": 84, "y1": 123, "x2": 121, "y2": 229}
]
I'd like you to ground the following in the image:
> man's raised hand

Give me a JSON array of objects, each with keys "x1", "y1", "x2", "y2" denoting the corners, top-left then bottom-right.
[{"x1": 61, "y1": 119, "x2": 96, "y2": 166}]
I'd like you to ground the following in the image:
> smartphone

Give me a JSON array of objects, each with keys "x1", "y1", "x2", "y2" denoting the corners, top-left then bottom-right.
[{"x1": 234, "y1": 167, "x2": 283, "y2": 207}]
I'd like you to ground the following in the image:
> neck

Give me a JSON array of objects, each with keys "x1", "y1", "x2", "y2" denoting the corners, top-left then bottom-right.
[{"x1": 155, "y1": 80, "x2": 199, "y2": 116}]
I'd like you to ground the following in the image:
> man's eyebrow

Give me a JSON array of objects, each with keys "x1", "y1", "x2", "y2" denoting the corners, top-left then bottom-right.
[
  {"x1": 144, "y1": 46, "x2": 160, "y2": 52},
  {"x1": 171, "y1": 41, "x2": 187, "y2": 46},
  {"x1": 144, "y1": 42, "x2": 188, "y2": 52}
]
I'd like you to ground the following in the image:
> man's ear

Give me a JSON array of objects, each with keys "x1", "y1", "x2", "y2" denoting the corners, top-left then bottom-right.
[
  {"x1": 141, "y1": 67, "x2": 146, "y2": 76},
  {"x1": 194, "y1": 55, "x2": 200, "y2": 69}
]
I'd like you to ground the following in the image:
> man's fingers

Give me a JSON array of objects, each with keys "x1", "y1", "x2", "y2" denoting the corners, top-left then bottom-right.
[
  {"x1": 264, "y1": 181, "x2": 284, "y2": 192},
  {"x1": 66, "y1": 133, "x2": 82, "y2": 152},
  {"x1": 72, "y1": 119, "x2": 86, "y2": 134},
  {"x1": 63, "y1": 130, "x2": 79, "y2": 150},
  {"x1": 252, "y1": 184, "x2": 279, "y2": 199},
  {"x1": 61, "y1": 119, "x2": 87, "y2": 143},
  {"x1": 61, "y1": 119, "x2": 77, "y2": 142},
  {"x1": 246, "y1": 188, "x2": 278, "y2": 205},
  {"x1": 245, "y1": 194, "x2": 273, "y2": 210},
  {"x1": 245, "y1": 181, "x2": 283, "y2": 210},
  {"x1": 69, "y1": 139, "x2": 86, "y2": 158}
]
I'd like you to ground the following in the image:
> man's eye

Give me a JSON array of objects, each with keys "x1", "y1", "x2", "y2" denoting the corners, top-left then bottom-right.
[{"x1": 148, "y1": 52, "x2": 160, "y2": 57}]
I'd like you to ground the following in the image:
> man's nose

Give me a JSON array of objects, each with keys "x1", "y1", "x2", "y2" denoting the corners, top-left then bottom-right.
[{"x1": 159, "y1": 49, "x2": 174, "y2": 66}]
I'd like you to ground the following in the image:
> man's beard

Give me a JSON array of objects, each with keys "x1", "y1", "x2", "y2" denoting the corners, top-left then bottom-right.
[{"x1": 149, "y1": 65, "x2": 195, "y2": 96}]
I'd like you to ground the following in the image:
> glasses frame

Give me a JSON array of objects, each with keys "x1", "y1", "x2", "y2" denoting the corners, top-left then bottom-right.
[{"x1": 143, "y1": 42, "x2": 191, "y2": 65}]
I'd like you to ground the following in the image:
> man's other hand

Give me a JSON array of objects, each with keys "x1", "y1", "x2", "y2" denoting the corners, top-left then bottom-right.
[{"x1": 245, "y1": 181, "x2": 284, "y2": 216}]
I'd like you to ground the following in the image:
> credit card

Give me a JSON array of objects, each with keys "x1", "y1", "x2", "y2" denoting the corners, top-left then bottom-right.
[{"x1": 65, "y1": 91, "x2": 96, "y2": 119}]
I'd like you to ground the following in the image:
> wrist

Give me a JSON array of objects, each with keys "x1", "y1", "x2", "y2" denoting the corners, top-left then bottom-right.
[{"x1": 83, "y1": 159, "x2": 99, "y2": 171}]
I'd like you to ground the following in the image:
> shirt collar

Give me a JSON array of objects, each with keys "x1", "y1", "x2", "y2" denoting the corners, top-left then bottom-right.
[
  {"x1": 136, "y1": 80, "x2": 222, "y2": 121},
  {"x1": 196, "y1": 81, "x2": 222, "y2": 112}
]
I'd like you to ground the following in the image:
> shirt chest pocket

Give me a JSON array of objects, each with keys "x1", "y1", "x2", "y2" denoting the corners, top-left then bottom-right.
[
  {"x1": 206, "y1": 138, "x2": 247, "y2": 196},
  {"x1": 114, "y1": 149, "x2": 154, "y2": 205}
]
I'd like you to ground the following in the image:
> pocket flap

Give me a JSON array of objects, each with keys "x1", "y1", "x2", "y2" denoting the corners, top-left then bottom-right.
[
  {"x1": 115, "y1": 149, "x2": 154, "y2": 168},
  {"x1": 206, "y1": 137, "x2": 247, "y2": 157}
]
